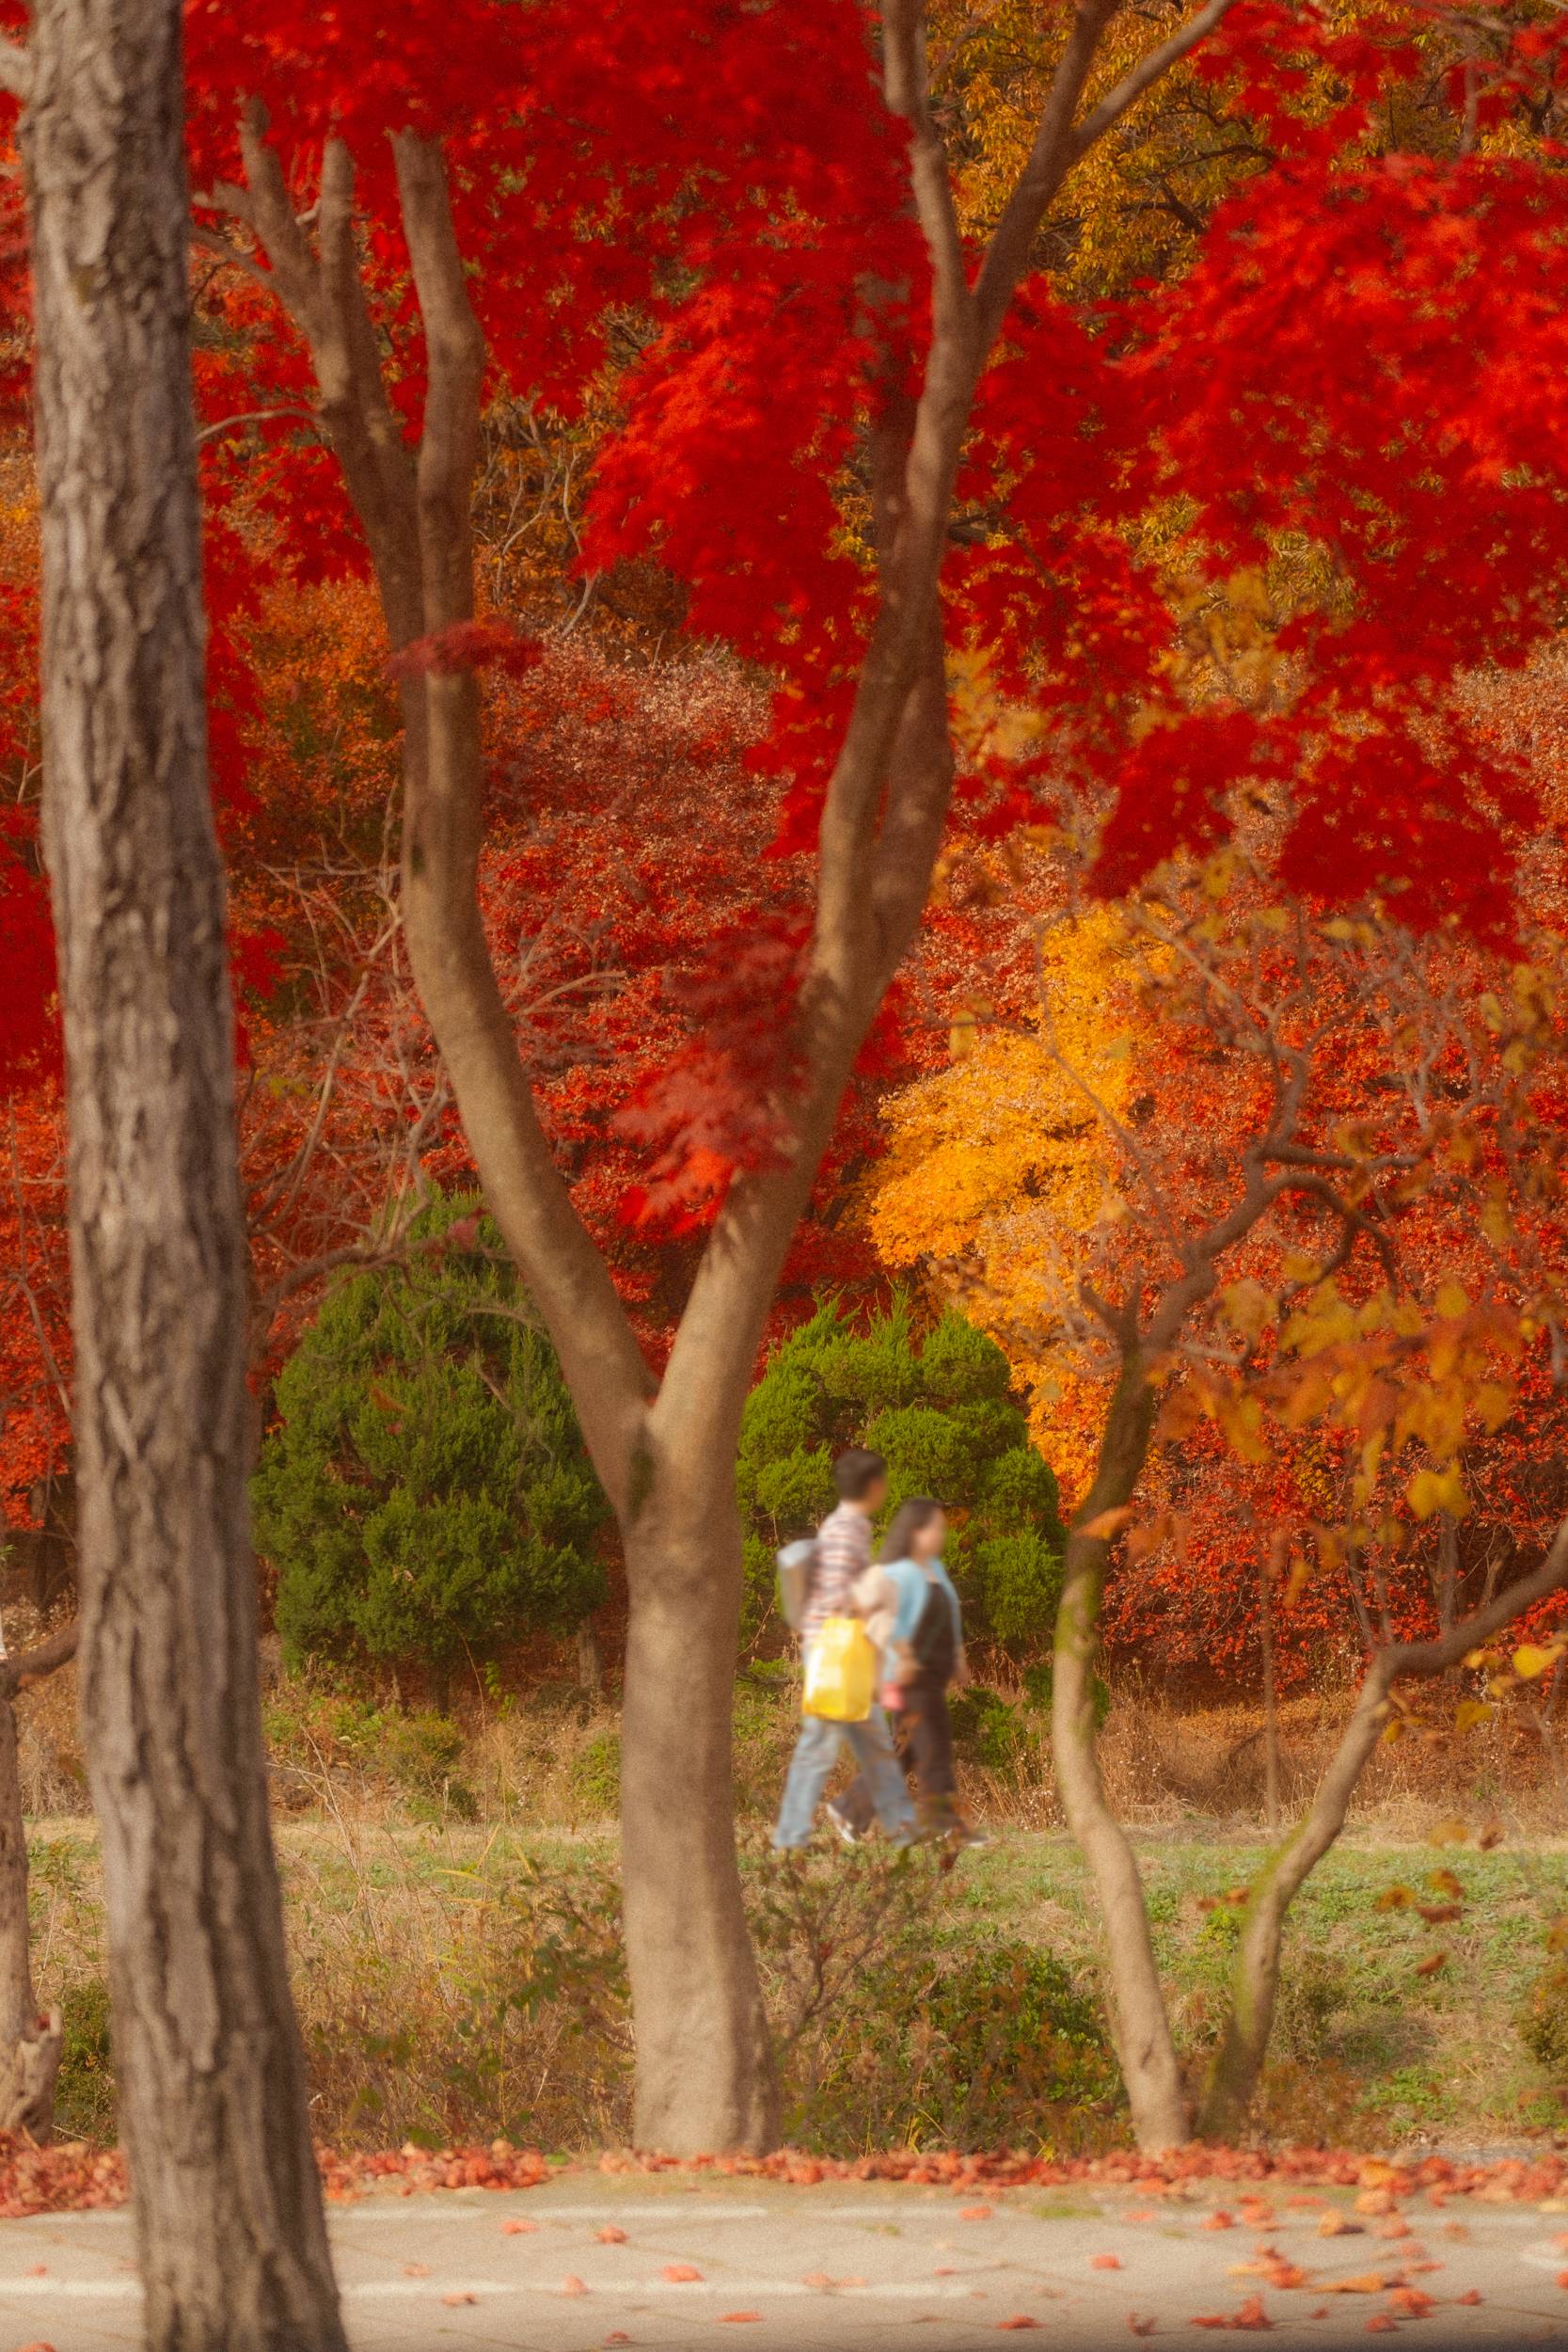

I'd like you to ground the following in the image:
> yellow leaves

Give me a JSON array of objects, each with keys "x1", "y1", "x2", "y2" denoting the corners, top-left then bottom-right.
[
  {"x1": 1427, "y1": 1868, "x2": 1465, "y2": 1899},
  {"x1": 1406, "y1": 1465, "x2": 1468, "y2": 1521},
  {"x1": 1374, "y1": 1885, "x2": 1415, "y2": 1911},
  {"x1": 1427, "y1": 1818, "x2": 1471, "y2": 1848},
  {"x1": 1454, "y1": 1700, "x2": 1496, "y2": 1735},
  {"x1": 1220, "y1": 1279, "x2": 1275, "y2": 1340},
  {"x1": 1513, "y1": 1643, "x2": 1560, "y2": 1682},
  {"x1": 949, "y1": 1011, "x2": 977, "y2": 1061}
]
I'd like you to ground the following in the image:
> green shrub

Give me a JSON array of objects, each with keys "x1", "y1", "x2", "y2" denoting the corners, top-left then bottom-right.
[
  {"x1": 255, "y1": 1191, "x2": 608, "y2": 1679},
  {"x1": 1522, "y1": 1961, "x2": 1568, "y2": 2078},
  {"x1": 55, "y1": 1976, "x2": 116, "y2": 2141},
  {"x1": 752, "y1": 1845, "x2": 1117, "y2": 2150},
  {"x1": 570, "y1": 1729, "x2": 622, "y2": 1820},
  {"x1": 737, "y1": 1298, "x2": 1066, "y2": 1651},
  {"x1": 950, "y1": 1683, "x2": 1037, "y2": 1776}
]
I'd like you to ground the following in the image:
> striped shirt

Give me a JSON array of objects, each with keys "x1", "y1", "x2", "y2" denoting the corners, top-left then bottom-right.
[{"x1": 802, "y1": 1502, "x2": 873, "y2": 1644}]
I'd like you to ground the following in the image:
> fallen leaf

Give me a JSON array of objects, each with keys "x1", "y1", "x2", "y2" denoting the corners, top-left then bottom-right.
[
  {"x1": 1321, "y1": 2275, "x2": 1393, "y2": 2295},
  {"x1": 561, "y1": 2277, "x2": 588, "y2": 2296},
  {"x1": 719, "y1": 2314, "x2": 763, "y2": 2324},
  {"x1": 1558, "y1": 2270, "x2": 1568, "y2": 2290},
  {"x1": 441, "y1": 2292, "x2": 478, "y2": 2307},
  {"x1": 1189, "y1": 2295, "x2": 1274, "y2": 2331},
  {"x1": 661, "y1": 2265, "x2": 704, "y2": 2283},
  {"x1": 1374, "y1": 1885, "x2": 1415, "y2": 1912},
  {"x1": 1364, "y1": 2319, "x2": 1397, "y2": 2336},
  {"x1": 1319, "y1": 2214, "x2": 1363, "y2": 2238},
  {"x1": 1091, "y1": 2253, "x2": 1124, "y2": 2270},
  {"x1": 1415, "y1": 1950, "x2": 1449, "y2": 1979},
  {"x1": 1128, "y1": 2320, "x2": 1156, "y2": 2340},
  {"x1": 960, "y1": 2205, "x2": 994, "y2": 2221},
  {"x1": 1388, "y1": 2288, "x2": 1433, "y2": 2315},
  {"x1": 1455, "y1": 2289, "x2": 1482, "y2": 2305},
  {"x1": 803, "y1": 2272, "x2": 835, "y2": 2288},
  {"x1": 996, "y1": 2320, "x2": 1041, "y2": 2332},
  {"x1": 1373, "y1": 2218, "x2": 1411, "y2": 2240},
  {"x1": 1417, "y1": 1903, "x2": 1462, "y2": 1926},
  {"x1": 603, "y1": 2336, "x2": 631, "y2": 2347},
  {"x1": 1202, "y1": 2211, "x2": 1236, "y2": 2232},
  {"x1": 401, "y1": 2264, "x2": 431, "y2": 2279},
  {"x1": 500, "y1": 2218, "x2": 536, "y2": 2235},
  {"x1": 1427, "y1": 1868, "x2": 1465, "y2": 1899},
  {"x1": 934, "y1": 2267, "x2": 958, "y2": 2278},
  {"x1": 1354, "y1": 2191, "x2": 1395, "y2": 2217},
  {"x1": 22, "y1": 2268, "x2": 47, "y2": 2280},
  {"x1": 1478, "y1": 1820, "x2": 1505, "y2": 1850},
  {"x1": 596, "y1": 2225, "x2": 628, "y2": 2244}
]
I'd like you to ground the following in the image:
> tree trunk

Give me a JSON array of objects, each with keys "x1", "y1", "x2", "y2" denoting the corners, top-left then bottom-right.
[
  {"x1": 1259, "y1": 1549, "x2": 1280, "y2": 1833},
  {"x1": 620, "y1": 1484, "x2": 777, "y2": 2153},
  {"x1": 22, "y1": 9, "x2": 346, "y2": 2345},
  {"x1": 1051, "y1": 1364, "x2": 1190, "y2": 2151},
  {"x1": 577, "y1": 1617, "x2": 604, "y2": 1697},
  {"x1": 1197, "y1": 1665, "x2": 1390, "y2": 2140},
  {"x1": 0, "y1": 1693, "x2": 61, "y2": 2138},
  {"x1": 1198, "y1": 1518, "x2": 1568, "y2": 2139}
]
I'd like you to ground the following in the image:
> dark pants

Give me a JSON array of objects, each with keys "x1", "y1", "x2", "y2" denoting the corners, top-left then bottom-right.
[{"x1": 837, "y1": 1675, "x2": 958, "y2": 1834}]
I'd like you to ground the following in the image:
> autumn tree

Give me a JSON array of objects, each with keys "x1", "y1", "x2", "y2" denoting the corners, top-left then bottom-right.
[
  {"x1": 880, "y1": 838, "x2": 1568, "y2": 2143},
  {"x1": 164, "y1": 0, "x2": 1300, "y2": 2155},
  {"x1": 2, "y1": 4, "x2": 345, "y2": 2344}
]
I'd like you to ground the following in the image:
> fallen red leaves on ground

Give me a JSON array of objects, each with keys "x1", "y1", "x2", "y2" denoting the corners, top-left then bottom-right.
[{"x1": 7, "y1": 2133, "x2": 1568, "y2": 2220}]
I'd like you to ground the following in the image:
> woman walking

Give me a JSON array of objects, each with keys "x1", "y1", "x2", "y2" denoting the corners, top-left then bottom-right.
[{"x1": 835, "y1": 1496, "x2": 988, "y2": 1849}]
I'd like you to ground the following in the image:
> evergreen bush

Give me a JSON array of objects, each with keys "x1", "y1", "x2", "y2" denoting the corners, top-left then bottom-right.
[
  {"x1": 736, "y1": 1297, "x2": 1066, "y2": 1650},
  {"x1": 255, "y1": 1192, "x2": 608, "y2": 1680}
]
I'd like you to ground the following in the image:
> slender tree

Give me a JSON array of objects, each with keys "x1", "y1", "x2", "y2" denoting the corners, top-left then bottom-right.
[
  {"x1": 192, "y1": 0, "x2": 1243, "y2": 2155},
  {"x1": 3, "y1": 5, "x2": 344, "y2": 2343}
]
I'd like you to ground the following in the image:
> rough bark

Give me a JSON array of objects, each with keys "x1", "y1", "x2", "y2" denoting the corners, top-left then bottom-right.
[
  {"x1": 1198, "y1": 1516, "x2": 1568, "y2": 2140},
  {"x1": 207, "y1": 0, "x2": 1242, "y2": 2155},
  {"x1": 20, "y1": 8, "x2": 345, "y2": 2344},
  {"x1": 0, "y1": 1622, "x2": 78, "y2": 2141},
  {"x1": 621, "y1": 1494, "x2": 778, "y2": 2151},
  {"x1": 1052, "y1": 1360, "x2": 1191, "y2": 2150}
]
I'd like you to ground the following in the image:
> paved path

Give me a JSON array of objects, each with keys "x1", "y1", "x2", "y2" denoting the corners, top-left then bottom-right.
[{"x1": 7, "y1": 2169, "x2": 1568, "y2": 2349}]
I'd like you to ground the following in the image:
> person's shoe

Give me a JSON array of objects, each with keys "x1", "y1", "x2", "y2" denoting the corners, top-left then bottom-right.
[{"x1": 824, "y1": 1801, "x2": 860, "y2": 1847}]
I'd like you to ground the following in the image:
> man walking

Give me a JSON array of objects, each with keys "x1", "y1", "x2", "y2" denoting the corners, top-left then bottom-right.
[{"x1": 772, "y1": 1449, "x2": 916, "y2": 1850}]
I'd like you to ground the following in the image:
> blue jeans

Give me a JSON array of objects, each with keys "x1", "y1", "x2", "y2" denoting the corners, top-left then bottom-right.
[{"x1": 772, "y1": 1657, "x2": 916, "y2": 1848}]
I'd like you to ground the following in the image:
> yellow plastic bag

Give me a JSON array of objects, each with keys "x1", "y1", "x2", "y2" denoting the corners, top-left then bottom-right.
[{"x1": 802, "y1": 1615, "x2": 876, "y2": 1722}]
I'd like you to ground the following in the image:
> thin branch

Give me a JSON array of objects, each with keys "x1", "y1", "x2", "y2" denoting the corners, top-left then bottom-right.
[
  {"x1": 0, "y1": 1619, "x2": 77, "y2": 1701},
  {"x1": 1070, "y1": 0, "x2": 1245, "y2": 162}
]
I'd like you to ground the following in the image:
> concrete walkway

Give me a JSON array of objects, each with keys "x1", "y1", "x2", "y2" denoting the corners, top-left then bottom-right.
[{"x1": 6, "y1": 2169, "x2": 1568, "y2": 2349}]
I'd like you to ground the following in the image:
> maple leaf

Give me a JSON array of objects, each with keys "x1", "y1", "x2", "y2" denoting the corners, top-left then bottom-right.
[{"x1": 661, "y1": 2264, "x2": 704, "y2": 2282}]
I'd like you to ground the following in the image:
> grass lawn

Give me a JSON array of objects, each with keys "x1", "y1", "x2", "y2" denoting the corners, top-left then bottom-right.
[{"x1": 24, "y1": 1816, "x2": 1568, "y2": 2156}]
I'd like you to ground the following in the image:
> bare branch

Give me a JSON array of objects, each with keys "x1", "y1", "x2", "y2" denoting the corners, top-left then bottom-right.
[
  {"x1": 0, "y1": 1618, "x2": 77, "y2": 1702},
  {"x1": 1070, "y1": 0, "x2": 1245, "y2": 168}
]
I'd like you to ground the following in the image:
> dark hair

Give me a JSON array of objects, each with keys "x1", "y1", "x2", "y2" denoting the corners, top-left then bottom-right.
[
  {"x1": 833, "y1": 1448, "x2": 887, "y2": 1502},
  {"x1": 877, "y1": 1495, "x2": 944, "y2": 1564}
]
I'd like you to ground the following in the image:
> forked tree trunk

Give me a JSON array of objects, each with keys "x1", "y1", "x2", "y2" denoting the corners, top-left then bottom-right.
[
  {"x1": 1198, "y1": 1517, "x2": 1568, "y2": 2140},
  {"x1": 1052, "y1": 1363, "x2": 1191, "y2": 2151},
  {"x1": 620, "y1": 1485, "x2": 778, "y2": 2153},
  {"x1": 0, "y1": 1692, "x2": 61, "y2": 2138},
  {"x1": 22, "y1": 8, "x2": 345, "y2": 2344}
]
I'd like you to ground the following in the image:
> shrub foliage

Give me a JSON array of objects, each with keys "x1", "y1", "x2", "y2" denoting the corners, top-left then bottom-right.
[
  {"x1": 256, "y1": 1193, "x2": 608, "y2": 1677},
  {"x1": 737, "y1": 1297, "x2": 1066, "y2": 1650}
]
